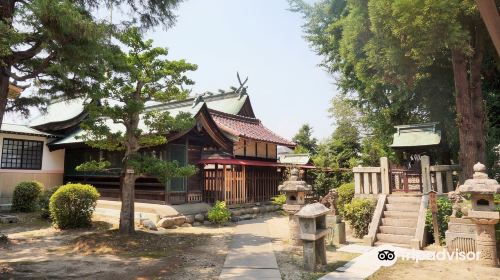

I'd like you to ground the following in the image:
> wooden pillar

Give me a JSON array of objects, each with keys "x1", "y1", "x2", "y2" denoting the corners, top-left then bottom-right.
[
  {"x1": 380, "y1": 157, "x2": 390, "y2": 194},
  {"x1": 421, "y1": 156, "x2": 431, "y2": 194},
  {"x1": 223, "y1": 164, "x2": 227, "y2": 203},
  {"x1": 242, "y1": 165, "x2": 247, "y2": 203}
]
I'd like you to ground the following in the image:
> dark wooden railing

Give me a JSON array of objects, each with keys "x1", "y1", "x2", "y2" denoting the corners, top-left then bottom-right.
[{"x1": 390, "y1": 169, "x2": 422, "y2": 193}]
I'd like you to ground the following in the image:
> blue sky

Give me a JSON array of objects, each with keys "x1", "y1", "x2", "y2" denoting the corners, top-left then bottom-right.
[
  {"x1": 145, "y1": 0, "x2": 337, "y2": 140},
  {"x1": 8, "y1": 0, "x2": 336, "y2": 141}
]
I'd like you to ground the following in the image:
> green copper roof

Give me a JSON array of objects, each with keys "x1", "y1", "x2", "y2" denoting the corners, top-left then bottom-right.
[
  {"x1": 391, "y1": 122, "x2": 441, "y2": 148},
  {"x1": 147, "y1": 91, "x2": 250, "y2": 115}
]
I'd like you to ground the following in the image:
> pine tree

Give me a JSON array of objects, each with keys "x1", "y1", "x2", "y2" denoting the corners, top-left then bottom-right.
[{"x1": 78, "y1": 28, "x2": 197, "y2": 234}]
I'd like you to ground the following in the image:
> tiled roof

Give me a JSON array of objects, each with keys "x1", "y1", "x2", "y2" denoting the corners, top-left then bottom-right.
[
  {"x1": 210, "y1": 110, "x2": 295, "y2": 147},
  {"x1": 0, "y1": 123, "x2": 59, "y2": 138}
]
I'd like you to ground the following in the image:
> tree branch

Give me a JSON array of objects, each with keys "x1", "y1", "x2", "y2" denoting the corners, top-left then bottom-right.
[{"x1": 5, "y1": 53, "x2": 55, "y2": 81}]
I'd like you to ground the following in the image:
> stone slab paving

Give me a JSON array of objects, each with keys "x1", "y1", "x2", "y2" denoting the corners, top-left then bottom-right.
[
  {"x1": 219, "y1": 219, "x2": 281, "y2": 280},
  {"x1": 320, "y1": 244, "x2": 425, "y2": 280}
]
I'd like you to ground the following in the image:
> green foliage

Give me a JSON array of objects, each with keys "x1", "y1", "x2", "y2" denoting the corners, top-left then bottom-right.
[
  {"x1": 75, "y1": 160, "x2": 111, "y2": 172},
  {"x1": 0, "y1": 233, "x2": 8, "y2": 243},
  {"x1": 11, "y1": 181, "x2": 44, "y2": 212},
  {"x1": 49, "y1": 183, "x2": 100, "y2": 229},
  {"x1": 129, "y1": 155, "x2": 197, "y2": 185},
  {"x1": 207, "y1": 201, "x2": 231, "y2": 225},
  {"x1": 39, "y1": 186, "x2": 60, "y2": 219},
  {"x1": 337, "y1": 182, "x2": 355, "y2": 217},
  {"x1": 343, "y1": 198, "x2": 375, "y2": 238},
  {"x1": 290, "y1": 0, "x2": 486, "y2": 166},
  {"x1": 292, "y1": 124, "x2": 318, "y2": 155},
  {"x1": 271, "y1": 194, "x2": 287, "y2": 208},
  {"x1": 425, "y1": 197, "x2": 452, "y2": 245},
  {"x1": 77, "y1": 28, "x2": 198, "y2": 233},
  {"x1": 312, "y1": 171, "x2": 335, "y2": 197}
]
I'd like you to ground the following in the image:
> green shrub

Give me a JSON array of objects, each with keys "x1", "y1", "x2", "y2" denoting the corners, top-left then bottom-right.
[
  {"x1": 11, "y1": 181, "x2": 44, "y2": 212},
  {"x1": 271, "y1": 194, "x2": 287, "y2": 208},
  {"x1": 0, "y1": 233, "x2": 8, "y2": 243},
  {"x1": 425, "y1": 197, "x2": 452, "y2": 245},
  {"x1": 39, "y1": 186, "x2": 60, "y2": 219},
  {"x1": 343, "y1": 198, "x2": 375, "y2": 238},
  {"x1": 207, "y1": 201, "x2": 231, "y2": 225},
  {"x1": 49, "y1": 183, "x2": 100, "y2": 229},
  {"x1": 337, "y1": 182, "x2": 355, "y2": 217}
]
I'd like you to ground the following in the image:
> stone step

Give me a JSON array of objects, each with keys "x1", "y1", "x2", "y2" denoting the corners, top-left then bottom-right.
[
  {"x1": 382, "y1": 218, "x2": 417, "y2": 227},
  {"x1": 374, "y1": 241, "x2": 411, "y2": 249},
  {"x1": 383, "y1": 211, "x2": 418, "y2": 219},
  {"x1": 385, "y1": 203, "x2": 420, "y2": 212},
  {"x1": 379, "y1": 225, "x2": 416, "y2": 236},
  {"x1": 376, "y1": 233, "x2": 413, "y2": 245},
  {"x1": 387, "y1": 196, "x2": 421, "y2": 204}
]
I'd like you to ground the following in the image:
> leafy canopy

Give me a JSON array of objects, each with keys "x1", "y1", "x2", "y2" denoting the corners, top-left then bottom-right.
[
  {"x1": 79, "y1": 27, "x2": 197, "y2": 180},
  {"x1": 292, "y1": 123, "x2": 318, "y2": 154}
]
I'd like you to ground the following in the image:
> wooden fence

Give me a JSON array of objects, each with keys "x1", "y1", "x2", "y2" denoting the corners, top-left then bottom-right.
[{"x1": 203, "y1": 166, "x2": 281, "y2": 205}]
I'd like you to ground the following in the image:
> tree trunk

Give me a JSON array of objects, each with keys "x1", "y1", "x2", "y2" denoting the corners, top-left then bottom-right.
[
  {"x1": 119, "y1": 163, "x2": 136, "y2": 234},
  {"x1": 451, "y1": 50, "x2": 476, "y2": 181},
  {"x1": 451, "y1": 39, "x2": 486, "y2": 182},
  {"x1": 0, "y1": 70, "x2": 10, "y2": 130},
  {"x1": 470, "y1": 30, "x2": 486, "y2": 164}
]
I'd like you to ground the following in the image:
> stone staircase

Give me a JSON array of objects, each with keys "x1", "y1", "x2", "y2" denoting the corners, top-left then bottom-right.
[{"x1": 374, "y1": 195, "x2": 421, "y2": 248}]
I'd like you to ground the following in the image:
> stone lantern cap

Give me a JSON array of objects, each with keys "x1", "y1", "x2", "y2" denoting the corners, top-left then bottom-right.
[
  {"x1": 457, "y1": 163, "x2": 500, "y2": 195},
  {"x1": 296, "y1": 203, "x2": 330, "y2": 218},
  {"x1": 278, "y1": 168, "x2": 312, "y2": 193}
]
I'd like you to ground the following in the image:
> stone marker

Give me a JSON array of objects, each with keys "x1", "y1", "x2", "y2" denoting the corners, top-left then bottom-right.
[
  {"x1": 296, "y1": 202, "x2": 330, "y2": 271},
  {"x1": 320, "y1": 189, "x2": 346, "y2": 245},
  {"x1": 194, "y1": 213, "x2": 204, "y2": 222},
  {"x1": 142, "y1": 219, "x2": 158, "y2": 231},
  {"x1": 457, "y1": 162, "x2": 500, "y2": 267}
]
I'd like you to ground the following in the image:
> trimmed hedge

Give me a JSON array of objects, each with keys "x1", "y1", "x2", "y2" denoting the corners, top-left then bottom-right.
[
  {"x1": 49, "y1": 183, "x2": 100, "y2": 229},
  {"x1": 39, "y1": 186, "x2": 60, "y2": 219},
  {"x1": 337, "y1": 182, "x2": 355, "y2": 217},
  {"x1": 11, "y1": 181, "x2": 44, "y2": 212},
  {"x1": 343, "y1": 198, "x2": 375, "y2": 238}
]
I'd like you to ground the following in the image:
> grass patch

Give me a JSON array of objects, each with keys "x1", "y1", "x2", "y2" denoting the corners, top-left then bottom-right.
[{"x1": 66, "y1": 230, "x2": 213, "y2": 259}]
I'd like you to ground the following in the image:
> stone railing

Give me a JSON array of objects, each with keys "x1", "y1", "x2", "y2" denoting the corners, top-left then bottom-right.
[
  {"x1": 429, "y1": 165, "x2": 461, "y2": 194},
  {"x1": 353, "y1": 157, "x2": 390, "y2": 195},
  {"x1": 353, "y1": 156, "x2": 461, "y2": 195}
]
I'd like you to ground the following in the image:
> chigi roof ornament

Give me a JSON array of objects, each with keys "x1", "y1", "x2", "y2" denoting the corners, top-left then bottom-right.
[{"x1": 192, "y1": 94, "x2": 205, "y2": 108}]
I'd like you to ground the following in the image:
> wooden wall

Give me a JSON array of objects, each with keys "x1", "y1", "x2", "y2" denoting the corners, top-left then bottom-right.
[{"x1": 233, "y1": 138, "x2": 277, "y2": 159}]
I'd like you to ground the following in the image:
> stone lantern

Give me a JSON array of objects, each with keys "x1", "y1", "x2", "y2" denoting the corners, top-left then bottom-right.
[
  {"x1": 296, "y1": 202, "x2": 330, "y2": 271},
  {"x1": 457, "y1": 162, "x2": 500, "y2": 267},
  {"x1": 278, "y1": 168, "x2": 312, "y2": 246}
]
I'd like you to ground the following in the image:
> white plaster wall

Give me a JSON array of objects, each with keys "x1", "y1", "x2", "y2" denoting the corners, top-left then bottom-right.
[{"x1": 0, "y1": 132, "x2": 65, "y2": 172}]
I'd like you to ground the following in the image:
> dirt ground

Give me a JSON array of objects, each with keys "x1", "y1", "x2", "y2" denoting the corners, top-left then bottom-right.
[
  {"x1": 265, "y1": 215, "x2": 361, "y2": 280},
  {"x1": 0, "y1": 212, "x2": 233, "y2": 279},
  {"x1": 368, "y1": 259, "x2": 500, "y2": 280}
]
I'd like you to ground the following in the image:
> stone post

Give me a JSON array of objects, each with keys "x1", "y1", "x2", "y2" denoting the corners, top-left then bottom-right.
[
  {"x1": 421, "y1": 155, "x2": 431, "y2": 193},
  {"x1": 380, "y1": 157, "x2": 390, "y2": 194}
]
